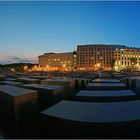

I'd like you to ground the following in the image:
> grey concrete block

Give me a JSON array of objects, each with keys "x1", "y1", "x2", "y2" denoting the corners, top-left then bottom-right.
[
  {"x1": 73, "y1": 78, "x2": 82, "y2": 92},
  {"x1": 0, "y1": 85, "x2": 39, "y2": 137},
  {"x1": 85, "y1": 83, "x2": 126, "y2": 90},
  {"x1": 81, "y1": 78, "x2": 90, "y2": 89},
  {"x1": 6, "y1": 74, "x2": 18, "y2": 79},
  {"x1": 115, "y1": 74, "x2": 126, "y2": 80},
  {"x1": 75, "y1": 90, "x2": 137, "y2": 102},
  {"x1": 0, "y1": 75, "x2": 5, "y2": 81},
  {"x1": 40, "y1": 100, "x2": 140, "y2": 138},
  {"x1": 41, "y1": 79, "x2": 75, "y2": 99},
  {"x1": 128, "y1": 78, "x2": 136, "y2": 91},
  {"x1": 91, "y1": 79, "x2": 120, "y2": 83},
  {"x1": 23, "y1": 84, "x2": 64, "y2": 111},
  {"x1": 135, "y1": 79, "x2": 140, "y2": 95},
  {"x1": 98, "y1": 72, "x2": 112, "y2": 79},
  {"x1": 2, "y1": 81, "x2": 23, "y2": 86},
  {"x1": 120, "y1": 77, "x2": 129, "y2": 89},
  {"x1": 29, "y1": 76, "x2": 48, "y2": 80},
  {"x1": 5, "y1": 78, "x2": 16, "y2": 81},
  {"x1": 17, "y1": 77, "x2": 40, "y2": 84}
]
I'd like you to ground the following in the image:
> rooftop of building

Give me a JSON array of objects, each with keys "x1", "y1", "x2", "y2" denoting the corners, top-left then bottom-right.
[
  {"x1": 38, "y1": 52, "x2": 73, "y2": 57},
  {"x1": 77, "y1": 44, "x2": 126, "y2": 48},
  {"x1": 44, "y1": 52, "x2": 73, "y2": 56}
]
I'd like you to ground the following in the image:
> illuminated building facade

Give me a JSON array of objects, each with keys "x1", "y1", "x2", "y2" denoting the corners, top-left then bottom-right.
[
  {"x1": 114, "y1": 48, "x2": 140, "y2": 71},
  {"x1": 76, "y1": 44, "x2": 124, "y2": 70},
  {"x1": 38, "y1": 52, "x2": 73, "y2": 71},
  {"x1": 38, "y1": 44, "x2": 140, "y2": 71}
]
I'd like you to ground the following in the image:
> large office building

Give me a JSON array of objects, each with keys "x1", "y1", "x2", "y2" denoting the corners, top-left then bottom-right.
[
  {"x1": 38, "y1": 52, "x2": 74, "y2": 71},
  {"x1": 76, "y1": 44, "x2": 125, "y2": 70},
  {"x1": 114, "y1": 47, "x2": 140, "y2": 71},
  {"x1": 38, "y1": 44, "x2": 140, "y2": 71}
]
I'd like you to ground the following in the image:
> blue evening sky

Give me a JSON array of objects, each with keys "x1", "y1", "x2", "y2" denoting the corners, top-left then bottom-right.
[{"x1": 0, "y1": 1, "x2": 140, "y2": 64}]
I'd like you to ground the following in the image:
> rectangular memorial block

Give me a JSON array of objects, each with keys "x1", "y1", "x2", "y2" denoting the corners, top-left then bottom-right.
[
  {"x1": 128, "y1": 77, "x2": 136, "y2": 90},
  {"x1": 41, "y1": 79, "x2": 75, "y2": 99},
  {"x1": 29, "y1": 76, "x2": 49, "y2": 80},
  {"x1": 85, "y1": 83, "x2": 126, "y2": 90},
  {"x1": 40, "y1": 100, "x2": 140, "y2": 138},
  {"x1": 135, "y1": 79, "x2": 140, "y2": 95},
  {"x1": 23, "y1": 84, "x2": 64, "y2": 111},
  {"x1": 17, "y1": 77, "x2": 40, "y2": 84},
  {"x1": 0, "y1": 75, "x2": 5, "y2": 81},
  {"x1": 75, "y1": 90, "x2": 136, "y2": 102},
  {"x1": 91, "y1": 79, "x2": 120, "y2": 83},
  {"x1": 0, "y1": 85, "x2": 39, "y2": 138},
  {"x1": 73, "y1": 78, "x2": 82, "y2": 92},
  {"x1": 2, "y1": 81, "x2": 23, "y2": 86}
]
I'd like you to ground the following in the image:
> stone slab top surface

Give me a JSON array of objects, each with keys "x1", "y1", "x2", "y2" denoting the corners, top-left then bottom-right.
[
  {"x1": 5, "y1": 78, "x2": 16, "y2": 81},
  {"x1": 76, "y1": 90, "x2": 135, "y2": 97},
  {"x1": 0, "y1": 75, "x2": 5, "y2": 77},
  {"x1": 0, "y1": 85, "x2": 36, "y2": 96},
  {"x1": 73, "y1": 78, "x2": 82, "y2": 80},
  {"x1": 2, "y1": 81, "x2": 22, "y2": 85},
  {"x1": 42, "y1": 100, "x2": 140, "y2": 123},
  {"x1": 81, "y1": 78, "x2": 90, "y2": 80},
  {"x1": 18, "y1": 77, "x2": 39, "y2": 81},
  {"x1": 91, "y1": 79, "x2": 120, "y2": 83},
  {"x1": 87, "y1": 83, "x2": 126, "y2": 87},
  {"x1": 128, "y1": 77, "x2": 140, "y2": 80},
  {"x1": 23, "y1": 84, "x2": 63, "y2": 90},
  {"x1": 42, "y1": 79, "x2": 72, "y2": 82},
  {"x1": 115, "y1": 74, "x2": 126, "y2": 76},
  {"x1": 29, "y1": 76, "x2": 48, "y2": 78}
]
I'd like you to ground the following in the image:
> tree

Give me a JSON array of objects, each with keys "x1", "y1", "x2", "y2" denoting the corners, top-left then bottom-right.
[{"x1": 110, "y1": 58, "x2": 116, "y2": 70}]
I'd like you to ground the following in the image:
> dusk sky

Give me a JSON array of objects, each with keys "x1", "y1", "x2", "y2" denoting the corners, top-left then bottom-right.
[{"x1": 0, "y1": 1, "x2": 140, "y2": 64}]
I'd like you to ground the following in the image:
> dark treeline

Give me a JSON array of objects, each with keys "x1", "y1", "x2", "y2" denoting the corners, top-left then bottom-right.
[{"x1": 0, "y1": 63, "x2": 38, "y2": 72}]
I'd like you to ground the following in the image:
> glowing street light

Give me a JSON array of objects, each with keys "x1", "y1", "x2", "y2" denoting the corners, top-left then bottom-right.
[{"x1": 24, "y1": 66, "x2": 28, "y2": 71}]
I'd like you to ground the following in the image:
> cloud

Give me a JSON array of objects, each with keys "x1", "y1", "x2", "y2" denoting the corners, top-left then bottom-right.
[{"x1": 0, "y1": 55, "x2": 37, "y2": 64}]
